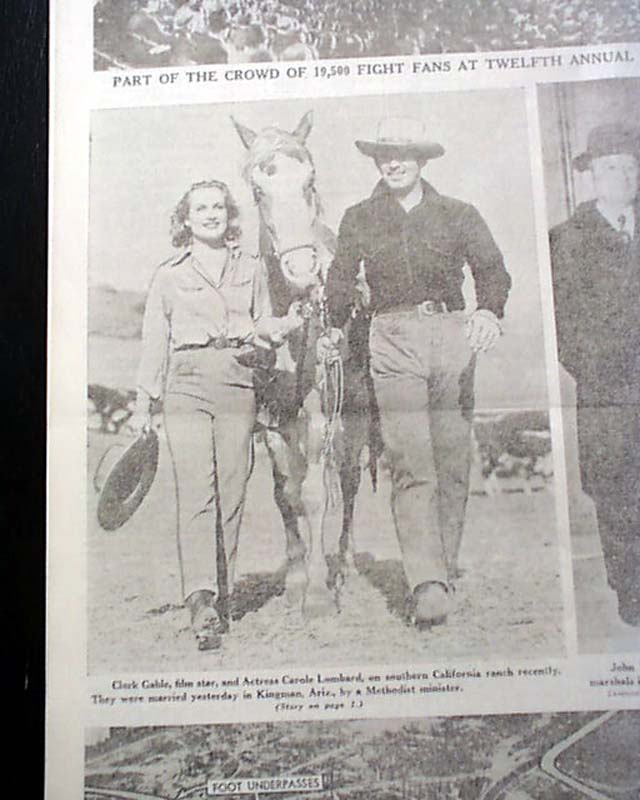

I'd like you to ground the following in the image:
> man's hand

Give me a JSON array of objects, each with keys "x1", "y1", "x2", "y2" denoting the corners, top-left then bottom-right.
[
  {"x1": 316, "y1": 327, "x2": 343, "y2": 364},
  {"x1": 283, "y1": 300, "x2": 306, "y2": 334},
  {"x1": 465, "y1": 309, "x2": 502, "y2": 353}
]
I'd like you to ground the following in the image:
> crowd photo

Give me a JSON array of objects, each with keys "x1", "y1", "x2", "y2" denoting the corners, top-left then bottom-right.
[
  {"x1": 88, "y1": 90, "x2": 565, "y2": 673},
  {"x1": 94, "y1": 0, "x2": 640, "y2": 70}
]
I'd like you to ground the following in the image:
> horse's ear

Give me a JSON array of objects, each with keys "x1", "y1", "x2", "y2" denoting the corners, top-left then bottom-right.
[
  {"x1": 292, "y1": 111, "x2": 313, "y2": 145},
  {"x1": 231, "y1": 116, "x2": 257, "y2": 150}
]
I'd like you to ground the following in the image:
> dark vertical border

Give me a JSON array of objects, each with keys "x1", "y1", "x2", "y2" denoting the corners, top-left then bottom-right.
[{"x1": 0, "y1": 1, "x2": 48, "y2": 794}]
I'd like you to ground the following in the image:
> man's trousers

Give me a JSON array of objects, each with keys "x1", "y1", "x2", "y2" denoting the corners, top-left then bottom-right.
[
  {"x1": 369, "y1": 309, "x2": 476, "y2": 592},
  {"x1": 576, "y1": 391, "x2": 640, "y2": 619}
]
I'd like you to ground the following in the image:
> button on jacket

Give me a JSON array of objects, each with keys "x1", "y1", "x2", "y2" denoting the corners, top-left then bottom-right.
[
  {"x1": 326, "y1": 179, "x2": 511, "y2": 326},
  {"x1": 136, "y1": 247, "x2": 271, "y2": 399}
]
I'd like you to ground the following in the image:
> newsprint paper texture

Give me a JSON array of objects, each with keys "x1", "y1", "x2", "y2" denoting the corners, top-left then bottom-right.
[{"x1": 48, "y1": 0, "x2": 640, "y2": 797}]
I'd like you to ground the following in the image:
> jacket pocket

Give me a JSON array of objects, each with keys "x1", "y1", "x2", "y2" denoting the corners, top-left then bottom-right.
[{"x1": 175, "y1": 284, "x2": 204, "y2": 293}]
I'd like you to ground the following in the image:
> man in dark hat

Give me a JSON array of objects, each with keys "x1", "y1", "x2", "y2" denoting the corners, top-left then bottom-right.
[
  {"x1": 550, "y1": 122, "x2": 640, "y2": 627},
  {"x1": 325, "y1": 117, "x2": 511, "y2": 627}
]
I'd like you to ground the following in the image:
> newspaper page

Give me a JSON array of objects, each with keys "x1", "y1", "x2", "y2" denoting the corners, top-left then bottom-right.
[{"x1": 49, "y1": 0, "x2": 640, "y2": 797}]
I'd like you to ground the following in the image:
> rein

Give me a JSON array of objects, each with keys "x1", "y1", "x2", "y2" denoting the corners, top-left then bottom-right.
[
  {"x1": 294, "y1": 309, "x2": 312, "y2": 413},
  {"x1": 258, "y1": 203, "x2": 344, "y2": 509}
]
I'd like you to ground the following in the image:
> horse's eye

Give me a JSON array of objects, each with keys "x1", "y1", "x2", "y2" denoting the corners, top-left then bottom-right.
[{"x1": 261, "y1": 162, "x2": 277, "y2": 177}]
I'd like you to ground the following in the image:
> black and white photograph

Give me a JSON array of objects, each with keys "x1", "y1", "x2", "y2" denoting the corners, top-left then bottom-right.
[
  {"x1": 84, "y1": 711, "x2": 640, "y2": 799},
  {"x1": 538, "y1": 78, "x2": 640, "y2": 653},
  {"x1": 47, "y1": 0, "x2": 640, "y2": 791},
  {"x1": 93, "y1": 0, "x2": 640, "y2": 71},
  {"x1": 88, "y1": 88, "x2": 565, "y2": 672}
]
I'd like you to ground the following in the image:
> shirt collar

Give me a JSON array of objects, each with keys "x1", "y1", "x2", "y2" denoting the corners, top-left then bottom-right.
[
  {"x1": 370, "y1": 178, "x2": 440, "y2": 208},
  {"x1": 596, "y1": 201, "x2": 636, "y2": 237},
  {"x1": 167, "y1": 250, "x2": 191, "y2": 268}
]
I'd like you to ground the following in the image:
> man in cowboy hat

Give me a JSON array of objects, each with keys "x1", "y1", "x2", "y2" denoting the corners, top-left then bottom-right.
[
  {"x1": 324, "y1": 117, "x2": 511, "y2": 627},
  {"x1": 549, "y1": 122, "x2": 640, "y2": 627}
]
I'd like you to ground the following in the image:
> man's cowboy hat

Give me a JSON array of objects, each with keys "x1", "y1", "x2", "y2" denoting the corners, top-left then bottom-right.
[
  {"x1": 94, "y1": 429, "x2": 159, "y2": 531},
  {"x1": 355, "y1": 117, "x2": 445, "y2": 160},
  {"x1": 573, "y1": 123, "x2": 640, "y2": 172}
]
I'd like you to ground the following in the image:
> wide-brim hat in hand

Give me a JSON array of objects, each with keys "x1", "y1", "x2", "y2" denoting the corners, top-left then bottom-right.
[
  {"x1": 355, "y1": 117, "x2": 445, "y2": 161},
  {"x1": 94, "y1": 429, "x2": 159, "y2": 531},
  {"x1": 573, "y1": 123, "x2": 640, "y2": 171}
]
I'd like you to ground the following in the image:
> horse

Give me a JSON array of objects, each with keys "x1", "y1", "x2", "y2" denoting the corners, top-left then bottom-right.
[{"x1": 232, "y1": 111, "x2": 379, "y2": 618}]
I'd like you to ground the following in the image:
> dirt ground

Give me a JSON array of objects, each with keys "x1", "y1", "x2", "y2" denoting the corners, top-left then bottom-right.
[{"x1": 88, "y1": 429, "x2": 565, "y2": 674}]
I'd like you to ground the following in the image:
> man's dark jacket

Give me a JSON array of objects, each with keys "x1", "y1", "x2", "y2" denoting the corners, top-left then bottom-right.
[
  {"x1": 549, "y1": 198, "x2": 640, "y2": 498},
  {"x1": 326, "y1": 179, "x2": 511, "y2": 327}
]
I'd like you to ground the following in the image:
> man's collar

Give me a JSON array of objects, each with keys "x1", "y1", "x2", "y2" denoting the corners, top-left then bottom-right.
[
  {"x1": 596, "y1": 199, "x2": 635, "y2": 225},
  {"x1": 370, "y1": 178, "x2": 440, "y2": 206},
  {"x1": 576, "y1": 196, "x2": 639, "y2": 229}
]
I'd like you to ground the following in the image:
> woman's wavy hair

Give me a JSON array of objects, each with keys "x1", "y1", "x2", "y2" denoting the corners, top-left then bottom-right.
[{"x1": 170, "y1": 179, "x2": 241, "y2": 248}]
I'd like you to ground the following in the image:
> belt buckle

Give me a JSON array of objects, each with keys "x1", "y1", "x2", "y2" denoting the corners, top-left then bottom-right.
[{"x1": 418, "y1": 300, "x2": 439, "y2": 317}]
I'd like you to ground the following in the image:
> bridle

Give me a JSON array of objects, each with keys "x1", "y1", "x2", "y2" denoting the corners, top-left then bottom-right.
[
  {"x1": 262, "y1": 223, "x2": 320, "y2": 277},
  {"x1": 254, "y1": 178, "x2": 345, "y2": 548},
  {"x1": 252, "y1": 168, "x2": 321, "y2": 271},
  {"x1": 278, "y1": 242, "x2": 318, "y2": 261}
]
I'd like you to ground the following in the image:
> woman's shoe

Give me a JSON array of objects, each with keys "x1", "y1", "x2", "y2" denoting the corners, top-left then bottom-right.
[{"x1": 186, "y1": 589, "x2": 225, "y2": 650}]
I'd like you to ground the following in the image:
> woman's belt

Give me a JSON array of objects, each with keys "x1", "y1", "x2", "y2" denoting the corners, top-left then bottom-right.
[
  {"x1": 175, "y1": 336, "x2": 246, "y2": 351},
  {"x1": 210, "y1": 335, "x2": 245, "y2": 350}
]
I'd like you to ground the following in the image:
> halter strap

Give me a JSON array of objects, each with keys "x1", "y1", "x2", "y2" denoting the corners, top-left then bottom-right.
[{"x1": 278, "y1": 242, "x2": 317, "y2": 259}]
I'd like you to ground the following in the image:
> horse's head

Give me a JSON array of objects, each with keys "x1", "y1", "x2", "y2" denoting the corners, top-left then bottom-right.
[{"x1": 232, "y1": 111, "x2": 324, "y2": 296}]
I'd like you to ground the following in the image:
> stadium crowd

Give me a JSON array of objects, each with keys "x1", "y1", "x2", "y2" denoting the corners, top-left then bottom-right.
[{"x1": 95, "y1": 0, "x2": 640, "y2": 69}]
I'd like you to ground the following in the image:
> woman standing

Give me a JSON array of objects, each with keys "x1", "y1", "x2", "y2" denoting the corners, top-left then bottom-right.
[{"x1": 130, "y1": 179, "x2": 300, "y2": 650}]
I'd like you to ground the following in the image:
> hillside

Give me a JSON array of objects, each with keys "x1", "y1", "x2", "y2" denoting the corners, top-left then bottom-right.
[{"x1": 89, "y1": 284, "x2": 145, "y2": 340}]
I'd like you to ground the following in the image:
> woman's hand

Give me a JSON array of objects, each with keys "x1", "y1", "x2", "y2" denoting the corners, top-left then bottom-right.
[
  {"x1": 254, "y1": 301, "x2": 307, "y2": 346},
  {"x1": 127, "y1": 390, "x2": 153, "y2": 436},
  {"x1": 127, "y1": 411, "x2": 152, "y2": 436}
]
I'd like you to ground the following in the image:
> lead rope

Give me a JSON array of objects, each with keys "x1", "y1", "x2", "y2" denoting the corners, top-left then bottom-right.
[
  {"x1": 294, "y1": 311, "x2": 311, "y2": 414},
  {"x1": 319, "y1": 288, "x2": 344, "y2": 605},
  {"x1": 319, "y1": 286, "x2": 344, "y2": 511}
]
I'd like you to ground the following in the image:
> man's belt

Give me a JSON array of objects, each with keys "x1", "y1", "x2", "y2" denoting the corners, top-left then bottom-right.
[{"x1": 376, "y1": 300, "x2": 447, "y2": 317}]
